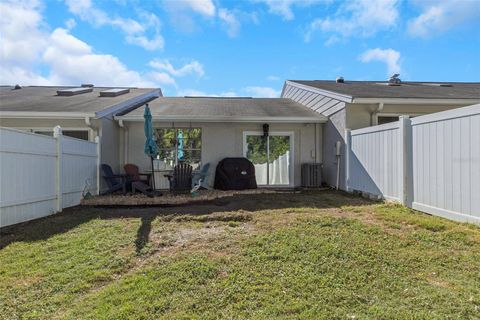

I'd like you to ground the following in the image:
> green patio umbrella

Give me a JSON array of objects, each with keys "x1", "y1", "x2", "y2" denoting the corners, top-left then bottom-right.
[{"x1": 144, "y1": 104, "x2": 158, "y2": 192}]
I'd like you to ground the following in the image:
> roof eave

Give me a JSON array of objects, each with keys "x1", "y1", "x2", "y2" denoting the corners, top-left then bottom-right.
[
  {"x1": 0, "y1": 111, "x2": 96, "y2": 119},
  {"x1": 351, "y1": 97, "x2": 480, "y2": 104},
  {"x1": 114, "y1": 115, "x2": 327, "y2": 123}
]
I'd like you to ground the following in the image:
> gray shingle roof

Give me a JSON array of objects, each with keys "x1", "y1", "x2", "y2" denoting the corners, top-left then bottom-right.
[
  {"x1": 290, "y1": 80, "x2": 480, "y2": 99},
  {"x1": 0, "y1": 86, "x2": 160, "y2": 115},
  {"x1": 120, "y1": 97, "x2": 326, "y2": 122}
]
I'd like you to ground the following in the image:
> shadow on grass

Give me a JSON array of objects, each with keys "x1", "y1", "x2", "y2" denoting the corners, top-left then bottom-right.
[{"x1": 0, "y1": 190, "x2": 375, "y2": 250}]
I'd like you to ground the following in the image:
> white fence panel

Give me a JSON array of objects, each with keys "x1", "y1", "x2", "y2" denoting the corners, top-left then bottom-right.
[
  {"x1": 0, "y1": 128, "x2": 57, "y2": 227},
  {"x1": 346, "y1": 121, "x2": 402, "y2": 201},
  {"x1": 411, "y1": 104, "x2": 480, "y2": 224},
  {"x1": 61, "y1": 136, "x2": 98, "y2": 208},
  {"x1": 0, "y1": 127, "x2": 99, "y2": 227}
]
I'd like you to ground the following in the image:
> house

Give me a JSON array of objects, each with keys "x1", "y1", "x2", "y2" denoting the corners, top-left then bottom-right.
[
  {"x1": 0, "y1": 85, "x2": 162, "y2": 174},
  {"x1": 281, "y1": 79, "x2": 480, "y2": 190},
  {"x1": 114, "y1": 97, "x2": 327, "y2": 188}
]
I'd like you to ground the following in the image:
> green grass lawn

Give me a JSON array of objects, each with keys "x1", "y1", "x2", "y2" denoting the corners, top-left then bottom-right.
[{"x1": 1, "y1": 191, "x2": 479, "y2": 319}]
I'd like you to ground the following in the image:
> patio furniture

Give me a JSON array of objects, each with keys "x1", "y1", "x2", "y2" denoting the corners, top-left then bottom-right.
[
  {"x1": 165, "y1": 163, "x2": 193, "y2": 193},
  {"x1": 100, "y1": 164, "x2": 127, "y2": 195},
  {"x1": 191, "y1": 163, "x2": 211, "y2": 189},
  {"x1": 131, "y1": 181, "x2": 155, "y2": 197},
  {"x1": 124, "y1": 164, "x2": 152, "y2": 191}
]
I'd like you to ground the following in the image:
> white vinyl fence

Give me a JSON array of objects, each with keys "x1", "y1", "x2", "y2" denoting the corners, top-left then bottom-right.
[
  {"x1": 346, "y1": 104, "x2": 480, "y2": 225},
  {"x1": 345, "y1": 121, "x2": 404, "y2": 202},
  {"x1": 0, "y1": 127, "x2": 99, "y2": 227}
]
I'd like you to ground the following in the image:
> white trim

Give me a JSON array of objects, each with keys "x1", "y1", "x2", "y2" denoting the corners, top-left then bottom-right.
[
  {"x1": 411, "y1": 103, "x2": 480, "y2": 125},
  {"x1": 0, "y1": 111, "x2": 95, "y2": 119},
  {"x1": 284, "y1": 81, "x2": 353, "y2": 103},
  {"x1": 115, "y1": 115, "x2": 326, "y2": 123},
  {"x1": 242, "y1": 131, "x2": 295, "y2": 188},
  {"x1": 352, "y1": 97, "x2": 480, "y2": 105},
  {"x1": 412, "y1": 202, "x2": 480, "y2": 225}
]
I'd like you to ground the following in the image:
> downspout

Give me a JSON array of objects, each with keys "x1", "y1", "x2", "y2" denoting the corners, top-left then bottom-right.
[{"x1": 118, "y1": 119, "x2": 128, "y2": 165}]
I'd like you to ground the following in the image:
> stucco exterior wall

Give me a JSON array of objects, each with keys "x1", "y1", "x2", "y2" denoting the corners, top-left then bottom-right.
[
  {"x1": 99, "y1": 117, "x2": 121, "y2": 172},
  {"x1": 0, "y1": 118, "x2": 96, "y2": 139},
  {"x1": 123, "y1": 121, "x2": 323, "y2": 188}
]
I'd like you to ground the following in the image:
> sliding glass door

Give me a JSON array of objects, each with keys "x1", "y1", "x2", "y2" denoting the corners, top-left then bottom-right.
[{"x1": 244, "y1": 132, "x2": 293, "y2": 186}]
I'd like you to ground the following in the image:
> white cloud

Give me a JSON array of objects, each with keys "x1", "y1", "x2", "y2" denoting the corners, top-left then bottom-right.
[
  {"x1": 42, "y1": 28, "x2": 155, "y2": 87},
  {"x1": 407, "y1": 0, "x2": 480, "y2": 38},
  {"x1": 267, "y1": 75, "x2": 280, "y2": 81},
  {"x1": 359, "y1": 48, "x2": 401, "y2": 76},
  {"x1": 64, "y1": 0, "x2": 164, "y2": 50},
  {"x1": 304, "y1": 0, "x2": 399, "y2": 43},
  {"x1": 0, "y1": 0, "x2": 47, "y2": 66},
  {"x1": 219, "y1": 8, "x2": 240, "y2": 38},
  {"x1": 243, "y1": 86, "x2": 280, "y2": 98},
  {"x1": 146, "y1": 72, "x2": 177, "y2": 87},
  {"x1": 254, "y1": 0, "x2": 325, "y2": 21},
  {"x1": 149, "y1": 59, "x2": 205, "y2": 78},
  {"x1": 181, "y1": 0, "x2": 216, "y2": 17}
]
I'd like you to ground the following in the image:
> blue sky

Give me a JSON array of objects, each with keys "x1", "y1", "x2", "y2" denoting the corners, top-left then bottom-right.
[{"x1": 1, "y1": 0, "x2": 479, "y2": 96}]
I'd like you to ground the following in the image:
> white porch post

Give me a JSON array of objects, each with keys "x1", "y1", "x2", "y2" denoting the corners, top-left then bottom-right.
[
  {"x1": 345, "y1": 129, "x2": 352, "y2": 192},
  {"x1": 399, "y1": 116, "x2": 413, "y2": 206},
  {"x1": 95, "y1": 136, "x2": 101, "y2": 195},
  {"x1": 53, "y1": 126, "x2": 63, "y2": 212}
]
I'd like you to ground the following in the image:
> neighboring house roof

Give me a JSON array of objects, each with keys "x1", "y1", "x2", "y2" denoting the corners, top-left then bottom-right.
[
  {"x1": 0, "y1": 85, "x2": 162, "y2": 118},
  {"x1": 116, "y1": 97, "x2": 327, "y2": 123},
  {"x1": 288, "y1": 80, "x2": 480, "y2": 100}
]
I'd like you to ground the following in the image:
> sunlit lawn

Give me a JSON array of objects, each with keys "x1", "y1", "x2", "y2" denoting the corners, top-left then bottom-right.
[{"x1": 1, "y1": 191, "x2": 479, "y2": 319}]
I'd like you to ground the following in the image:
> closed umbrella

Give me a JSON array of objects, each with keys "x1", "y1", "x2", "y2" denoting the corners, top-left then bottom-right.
[{"x1": 144, "y1": 104, "x2": 158, "y2": 192}]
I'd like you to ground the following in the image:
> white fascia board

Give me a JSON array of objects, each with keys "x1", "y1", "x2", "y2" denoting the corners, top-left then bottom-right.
[
  {"x1": 94, "y1": 89, "x2": 162, "y2": 119},
  {"x1": 0, "y1": 111, "x2": 95, "y2": 119},
  {"x1": 284, "y1": 81, "x2": 353, "y2": 103},
  {"x1": 115, "y1": 115, "x2": 327, "y2": 123},
  {"x1": 352, "y1": 97, "x2": 480, "y2": 105}
]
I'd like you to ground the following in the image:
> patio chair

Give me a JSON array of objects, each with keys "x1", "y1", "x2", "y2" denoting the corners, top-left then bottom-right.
[
  {"x1": 124, "y1": 164, "x2": 156, "y2": 197},
  {"x1": 100, "y1": 164, "x2": 126, "y2": 195},
  {"x1": 191, "y1": 163, "x2": 211, "y2": 189},
  {"x1": 124, "y1": 164, "x2": 152, "y2": 190},
  {"x1": 165, "y1": 163, "x2": 193, "y2": 193}
]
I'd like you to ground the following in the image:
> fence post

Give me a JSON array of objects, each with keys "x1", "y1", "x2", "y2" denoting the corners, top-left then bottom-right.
[
  {"x1": 345, "y1": 129, "x2": 352, "y2": 192},
  {"x1": 95, "y1": 136, "x2": 100, "y2": 195},
  {"x1": 53, "y1": 126, "x2": 63, "y2": 212},
  {"x1": 398, "y1": 116, "x2": 413, "y2": 206}
]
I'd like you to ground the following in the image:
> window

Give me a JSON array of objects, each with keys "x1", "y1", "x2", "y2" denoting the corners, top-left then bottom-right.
[
  {"x1": 154, "y1": 128, "x2": 202, "y2": 170},
  {"x1": 33, "y1": 130, "x2": 89, "y2": 140},
  {"x1": 377, "y1": 116, "x2": 399, "y2": 125}
]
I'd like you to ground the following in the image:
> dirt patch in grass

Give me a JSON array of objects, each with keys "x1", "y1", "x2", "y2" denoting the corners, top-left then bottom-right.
[{"x1": 81, "y1": 188, "x2": 279, "y2": 206}]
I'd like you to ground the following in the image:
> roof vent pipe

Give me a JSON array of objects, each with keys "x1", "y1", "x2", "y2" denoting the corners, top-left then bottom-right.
[{"x1": 336, "y1": 77, "x2": 344, "y2": 83}]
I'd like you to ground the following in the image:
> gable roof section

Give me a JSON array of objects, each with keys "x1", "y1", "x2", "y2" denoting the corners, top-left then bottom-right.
[
  {"x1": 0, "y1": 86, "x2": 162, "y2": 119},
  {"x1": 116, "y1": 97, "x2": 327, "y2": 123},
  {"x1": 288, "y1": 80, "x2": 480, "y2": 100}
]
